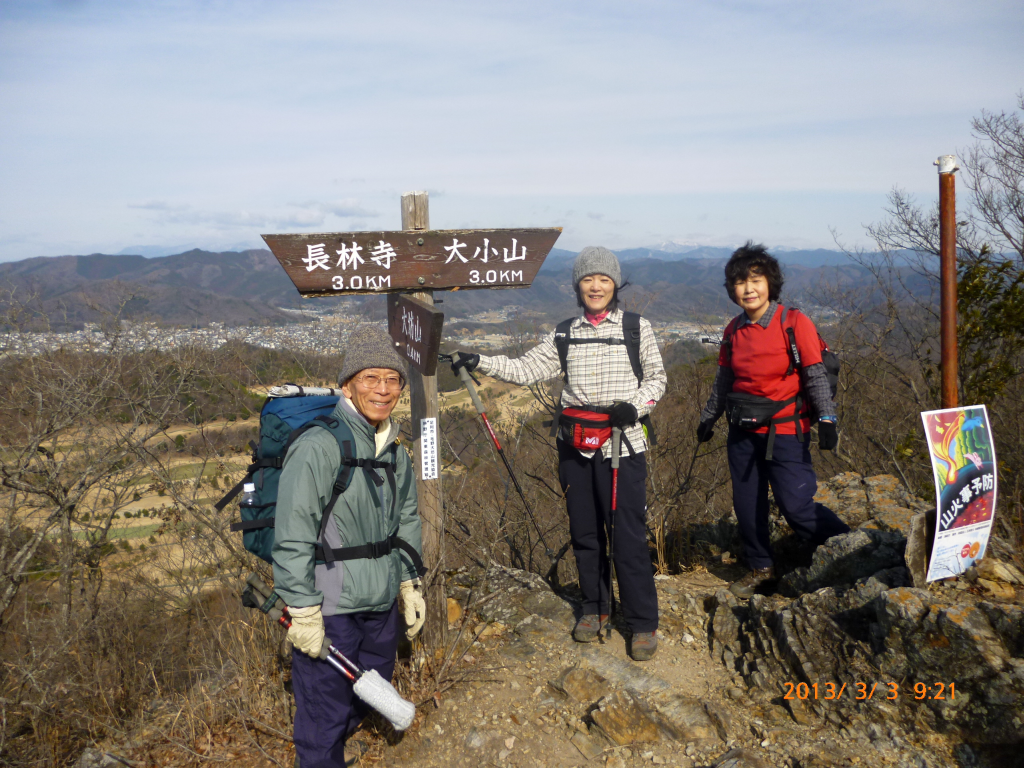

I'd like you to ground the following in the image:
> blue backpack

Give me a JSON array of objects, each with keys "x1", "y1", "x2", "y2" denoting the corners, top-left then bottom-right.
[{"x1": 215, "y1": 391, "x2": 424, "y2": 575}]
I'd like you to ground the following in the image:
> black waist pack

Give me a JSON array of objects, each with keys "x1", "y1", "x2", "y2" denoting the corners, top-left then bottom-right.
[
  {"x1": 725, "y1": 392, "x2": 793, "y2": 429},
  {"x1": 725, "y1": 392, "x2": 804, "y2": 460}
]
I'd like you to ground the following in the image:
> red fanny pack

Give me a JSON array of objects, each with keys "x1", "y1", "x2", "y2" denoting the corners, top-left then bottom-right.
[{"x1": 560, "y1": 407, "x2": 611, "y2": 451}]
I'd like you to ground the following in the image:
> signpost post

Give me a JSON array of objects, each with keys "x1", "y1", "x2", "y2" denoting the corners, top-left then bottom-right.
[
  {"x1": 399, "y1": 192, "x2": 444, "y2": 650},
  {"x1": 262, "y1": 196, "x2": 560, "y2": 648}
]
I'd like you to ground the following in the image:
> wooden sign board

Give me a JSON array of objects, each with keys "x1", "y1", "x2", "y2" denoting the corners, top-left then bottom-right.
[
  {"x1": 387, "y1": 293, "x2": 445, "y2": 376},
  {"x1": 262, "y1": 227, "x2": 561, "y2": 297}
]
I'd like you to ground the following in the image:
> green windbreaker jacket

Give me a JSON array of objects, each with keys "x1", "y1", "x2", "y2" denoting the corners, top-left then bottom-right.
[{"x1": 271, "y1": 398, "x2": 421, "y2": 614}]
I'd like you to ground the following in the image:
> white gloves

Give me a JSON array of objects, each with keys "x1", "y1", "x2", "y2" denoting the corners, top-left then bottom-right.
[
  {"x1": 287, "y1": 604, "x2": 327, "y2": 658},
  {"x1": 398, "y1": 579, "x2": 426, "y2": 640},
  {"x1": 288, "y1": 583, "x2": 424, "y2": 653}
]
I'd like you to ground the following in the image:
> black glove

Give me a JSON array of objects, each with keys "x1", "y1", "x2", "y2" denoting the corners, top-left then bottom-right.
[
  {"x1": 450, "y1": 351, "x2": 480, "y2": 376},
  {"x1": 696, "y1": 420, "x2": 716, "y2": 443},
  {"x1": 818, "y1": 420, "x2": 839, "y2": 451},
  {"x1": 608, "y1": 401, "x2": 638, "y2": 429}
]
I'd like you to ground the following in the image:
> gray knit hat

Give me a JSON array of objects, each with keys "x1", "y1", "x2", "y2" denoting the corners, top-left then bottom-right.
[
  {"x1": 338, "y1": 325, "x2": 407, "y2": 386},
  {"x1": 572, "y1": 246, "x2": 621, "y2": 288}
]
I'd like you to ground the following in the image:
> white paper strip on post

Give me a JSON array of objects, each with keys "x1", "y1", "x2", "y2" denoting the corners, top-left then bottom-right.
[{"x1": 420, "y1": 417, "x2": 439, "y2": 480}]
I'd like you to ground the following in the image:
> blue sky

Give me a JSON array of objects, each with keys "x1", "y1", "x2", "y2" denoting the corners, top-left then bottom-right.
[{"x1": 1, "y1": 0, "x2": 1021, "y2": 261}]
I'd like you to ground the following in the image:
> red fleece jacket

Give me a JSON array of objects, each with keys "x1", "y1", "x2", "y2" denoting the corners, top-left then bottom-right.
[{"x1": 719, "y1": 308, "x2": 823, "y2": 435}]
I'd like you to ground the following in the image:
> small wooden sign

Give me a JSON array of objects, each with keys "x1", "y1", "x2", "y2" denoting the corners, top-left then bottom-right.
[
  {"x1": 262, "y1": 227, "x2": 561, "y2": 297},
  {"x1": 387, "y1": 293, "x2": 445, "y2": 376}
]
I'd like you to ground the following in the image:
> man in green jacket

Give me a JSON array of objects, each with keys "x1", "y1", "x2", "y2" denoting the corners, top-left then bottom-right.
[{"x1": 272, "y1": 326, "x2": 424, "y2": 768}]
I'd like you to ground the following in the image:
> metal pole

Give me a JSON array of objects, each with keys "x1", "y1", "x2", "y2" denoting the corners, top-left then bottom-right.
[
  {"x1": 606, "y1": 428, "x2": 621, "y2": 640},
  {"x1": 936, "y1": 155, "x2": 959, "y2": 408},
  {"x1": 449, "y1": 359, "x2": 556, "y2": 560}
]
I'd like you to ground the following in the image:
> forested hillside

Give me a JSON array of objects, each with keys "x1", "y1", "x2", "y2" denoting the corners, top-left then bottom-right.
[{"x1": 0, "y1": 246, "x2": 882, "y2": 329}]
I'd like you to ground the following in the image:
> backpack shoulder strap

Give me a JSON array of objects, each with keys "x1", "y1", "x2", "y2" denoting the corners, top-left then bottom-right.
[
  {"x1": 621, "y1": 311, "x2": 644, "y2": 384},
  {"x1": 300, "y1": 414, "x2": 361, "y2": 563},
  {"x1": 721, "y1": 315, "x2": 741, "y2": 363},
  {"x1": 282, "y1": 414, "x2": 359, "y2": 492},
  {"x1": 778, "y1": 305, "x2": 803, "y2": 376},
  {"x1": 554, "y1": 318, "x2": 574, "y2": 384},
  {"x1": 723, "y1": 314, "x2": 741, "y2": 341}
]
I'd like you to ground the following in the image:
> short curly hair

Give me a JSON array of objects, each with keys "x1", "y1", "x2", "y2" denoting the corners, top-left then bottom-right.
[{"x1": 723, "y1": 241, "x2": 784, "y2": 303}]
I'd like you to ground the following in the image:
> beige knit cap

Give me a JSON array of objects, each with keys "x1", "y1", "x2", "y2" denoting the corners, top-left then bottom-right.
[{"x1": 338, "y1": 326, "x2": 407, "y2": 386}]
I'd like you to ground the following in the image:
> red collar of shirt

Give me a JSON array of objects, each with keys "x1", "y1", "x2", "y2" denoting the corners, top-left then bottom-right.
[{"x1": 584, "y1": 309, "x2": 611, "y2": 326}]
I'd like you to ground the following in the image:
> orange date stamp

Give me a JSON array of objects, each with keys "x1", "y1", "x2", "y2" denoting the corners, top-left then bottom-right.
[{"x1": 783, "y1": 681, "x2": 957, "y2": 702}]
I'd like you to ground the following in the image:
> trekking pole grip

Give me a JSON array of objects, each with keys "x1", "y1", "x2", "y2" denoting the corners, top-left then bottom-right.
[
  {"x1": 459, "y1": 367, "x2": 486, "y2": 415},
  {"x1": 611, "y1": 427, "x2": 621, "y2": 471}
]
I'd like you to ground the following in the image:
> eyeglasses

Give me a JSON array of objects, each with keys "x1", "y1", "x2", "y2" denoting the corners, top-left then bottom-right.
[{"x1": 355, "y1": 374, "x2": 403, "y2": 390}]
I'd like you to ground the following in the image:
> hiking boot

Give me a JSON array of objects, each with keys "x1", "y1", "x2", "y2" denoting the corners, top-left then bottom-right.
[
  {"x1": 572, "y1": 614, "x2": 609, "y2": 642},
  {"x1": 344, "y1": 737, "x2": 370, "y2": 766},
  {"x1": 629, "y1": 631, "x2": 657, "y2": 661},
  {"x1": 729, "y1": 567, "x2": 776, "y2": 599}
]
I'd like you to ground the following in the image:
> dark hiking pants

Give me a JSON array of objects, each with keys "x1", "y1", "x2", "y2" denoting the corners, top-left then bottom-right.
[
  {"x1": 558, "y1": 440, "x2": 658, "y2": 633},
  {"x1": 291, "y1": 602, "x2": 399, "y2": 768},
  {"x1": 727, "y1": 427, "x2": 851, "y2": 570}
]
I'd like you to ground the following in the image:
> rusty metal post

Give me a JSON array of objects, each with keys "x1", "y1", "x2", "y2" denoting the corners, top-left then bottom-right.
[
  {"x1": 401, "y1": 191, "x2": 446, "y2": 650},
  {"x1": 936, "y1": 155, "x2": 959, "y2": 408}
]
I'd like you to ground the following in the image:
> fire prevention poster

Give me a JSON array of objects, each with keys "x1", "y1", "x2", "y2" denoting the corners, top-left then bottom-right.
[{"x1": 921, "y1": 405, "x2": 998, "y2": 582}]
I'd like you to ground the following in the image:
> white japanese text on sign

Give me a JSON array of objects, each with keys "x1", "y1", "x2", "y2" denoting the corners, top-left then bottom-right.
[
  {"x1": 300, "y1": 235, "x2": 530, "y2": 293},
  {"x1": 420, "y1": 417, "x2": 439, "y2": 481}
]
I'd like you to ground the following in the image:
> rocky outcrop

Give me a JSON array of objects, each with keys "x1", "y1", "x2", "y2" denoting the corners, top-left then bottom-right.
[
  {"x1": 708, "y1": 473, "x2": 1024, "y2": 750},
  {"x1": 411, "y1": 473, "x2": 1019, "y2": 767},
  {"x1": 75, "y1": 750, "x2": 128, "y2": 768}
]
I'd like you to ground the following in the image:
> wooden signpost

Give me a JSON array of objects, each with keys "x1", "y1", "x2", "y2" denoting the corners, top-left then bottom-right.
[
  {"x1": 263, "y1": 227, "x2": 561, "y2": 297},
  {"x1": 263, "y1": 193, "x2": 561, "y2": 649},
  {"x1": 386, "y1": 293, "x2": 445, "y2": 377}
]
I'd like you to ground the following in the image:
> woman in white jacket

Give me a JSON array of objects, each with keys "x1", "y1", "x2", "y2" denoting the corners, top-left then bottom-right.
[{"x1": 452, "y1": 247, "x2": 666, "y2": 661}]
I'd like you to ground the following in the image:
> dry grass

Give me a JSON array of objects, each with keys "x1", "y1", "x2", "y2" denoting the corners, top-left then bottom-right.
[{"x1": 2, "y1": 318, "x2": 1021, "y2": 767}]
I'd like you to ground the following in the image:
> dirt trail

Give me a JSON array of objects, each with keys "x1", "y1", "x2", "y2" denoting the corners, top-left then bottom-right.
[
  {"x1": 386, "y1": 569, "x2": 735, "y2": 768},
  {"x1": 376, "y1": 565, "x2": 960, "y2": 768}
]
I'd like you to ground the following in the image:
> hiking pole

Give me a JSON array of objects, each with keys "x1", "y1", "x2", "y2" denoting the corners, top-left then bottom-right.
[
  {"x1": 241, "y1": 574, "x2": 416, "y2": 731},
  {"x1": 440, "y1": 354, "x2": 557, "y2": 563},
  {"x1": 606, "y1": 427, "x2": 621, "y2": 640}
]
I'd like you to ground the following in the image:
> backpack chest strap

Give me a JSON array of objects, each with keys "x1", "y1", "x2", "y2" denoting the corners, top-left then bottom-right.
[
  {"x1": 332, "y1": 457, "x2": 394, "y2": 492},
  {"x1": 567, "y1": 337, "x2": 626, "y2": 346}
]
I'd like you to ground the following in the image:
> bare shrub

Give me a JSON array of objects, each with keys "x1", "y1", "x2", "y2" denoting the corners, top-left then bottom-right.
[{"x1": 823, "y1": 95, "x2": 1024, "y2": 555}]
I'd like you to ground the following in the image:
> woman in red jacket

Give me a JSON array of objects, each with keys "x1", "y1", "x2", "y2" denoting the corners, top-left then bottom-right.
[{"x1": 697, "y1": 243, "x2": 850, "y2": 598}]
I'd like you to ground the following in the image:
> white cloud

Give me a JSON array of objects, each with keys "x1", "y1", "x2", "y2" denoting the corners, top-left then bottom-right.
[
  {"x1": 292, "y1": 200, "x2": 380, "y2": 220},
  {"x1": 126, "y1": 200, "x2": 378, "y2": 231}
]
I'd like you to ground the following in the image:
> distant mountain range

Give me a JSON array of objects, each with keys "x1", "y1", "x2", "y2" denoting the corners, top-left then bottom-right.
[
  {"x1": 0, "y1": 245, "x2": 871, "y2": 330},
  {"x1": 543, "y1": 245, "x2": 853, "y2": 268},
  {"x1": 0, "y1": 249, "x2": 307, "y2": 328},
  {"x1": 114, "y1": 243, "x2": 260, "y2": 258}
]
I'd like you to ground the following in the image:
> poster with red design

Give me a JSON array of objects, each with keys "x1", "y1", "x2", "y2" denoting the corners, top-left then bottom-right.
[{"x1": 921, "y1": 405, "x2": 998, "y2": 582}]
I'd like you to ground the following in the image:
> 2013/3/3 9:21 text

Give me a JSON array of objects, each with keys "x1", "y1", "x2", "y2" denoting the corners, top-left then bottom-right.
[{"x1": 783, "y1": 682, "x2": 956, "y2": 701}]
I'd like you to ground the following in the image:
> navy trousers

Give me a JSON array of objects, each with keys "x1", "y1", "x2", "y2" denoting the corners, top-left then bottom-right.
[
  {"x1": 558, "y1": 440, "x2": 659, "y2": 633},
  {"x1": 291, "y1": 603, "x2": 399, "y2": 768},
  {"x1": 727, "y1": 427, "x2": 850, "y2": 570}
]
